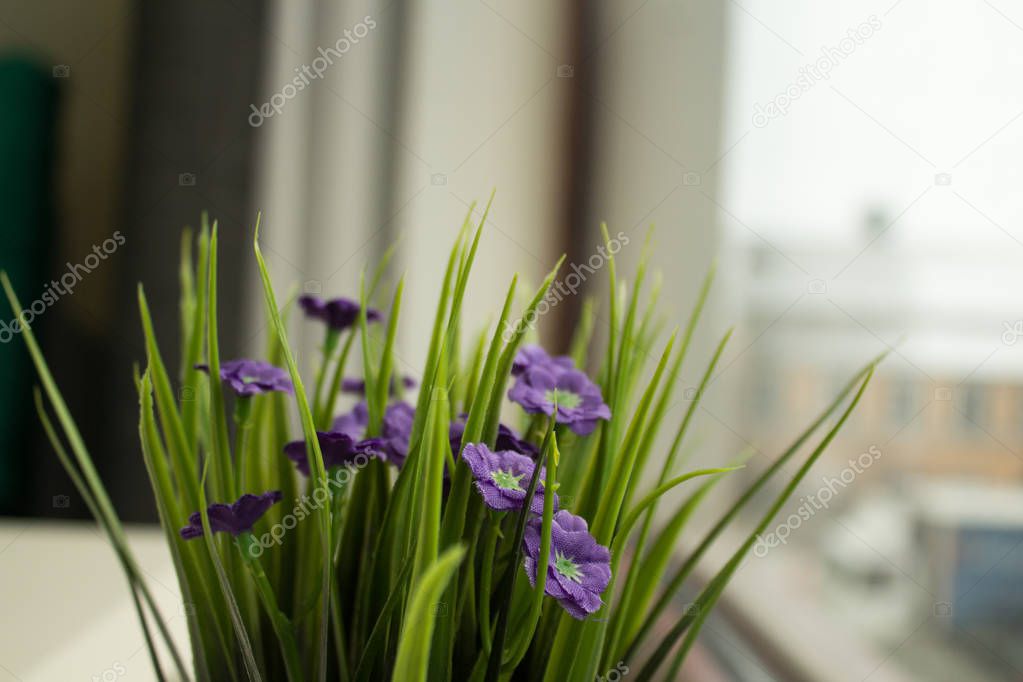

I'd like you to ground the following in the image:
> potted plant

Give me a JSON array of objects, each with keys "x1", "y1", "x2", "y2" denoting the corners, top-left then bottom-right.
[{"x1": 2, "y1": 200, "x2": 876, "y2": 681}]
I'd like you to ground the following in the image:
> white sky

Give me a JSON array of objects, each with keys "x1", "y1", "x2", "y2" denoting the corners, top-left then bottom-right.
[
  {"x1": 720, "y1": 0, "x2": 1023, "y2": 249},
  {"x1": 717, "y1": 0, "x2": 1023, "y2": 379}
]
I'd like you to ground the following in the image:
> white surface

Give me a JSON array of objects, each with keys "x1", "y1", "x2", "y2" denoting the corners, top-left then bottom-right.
[{"x1": 0, "y1": 520, "x2": 188, "y2": 682}]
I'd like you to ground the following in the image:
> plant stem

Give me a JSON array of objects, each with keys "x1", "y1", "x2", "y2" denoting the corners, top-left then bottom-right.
[
  {"x1": 233, "y1": 396, "x2": 254, "y2": 490},
  {"x1": 236, "y1": 534, "x2": 305, "y2": 682},
  {"x1": 312, "y1": 329, "x2": 341, "y2": 422},
  {"x1": 318, "y1": 330, "x2": 356, "y2": 429}
]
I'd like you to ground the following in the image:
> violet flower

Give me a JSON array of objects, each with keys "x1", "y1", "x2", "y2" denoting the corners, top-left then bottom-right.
[
  {"x1": 460, "y1": 443, "x2": 555, "y2": 514},
  {"x1": 298, "y1": 295, "x2": 380, "y2": 331},
  {"x1": 379, "y1": 401, "x2": 415, "y2": 467},
  {"x1": 284, "y1": 431, "x2": 382, "y2": 476},
  {"x1": 523, "y1": 509, "x2": 611, "y2": 619},
  {"x1": 195, "y1": 359, "x2": 293, "y2": 397},
  {"x1": 332, "y1": 401, "x2": 369, "y2": 440},
  {"x1": 448, "y1": 417, "x2": 538, "y2": 458},
  {"x1": 340, "y1": 375, "x2": 418, "y2": 395},
  {"x1": 180, "y1": 491, "x2": 283, "y2": 539},
  {"x1": 512, "y1": 344, "x2": 575, "y2": 376},
  {"x1": 508, "y1": 365, "x2": 611, "y2": 436},
  {"x1": 330, "y1": 401, "x2": 414, "y2": 468}
]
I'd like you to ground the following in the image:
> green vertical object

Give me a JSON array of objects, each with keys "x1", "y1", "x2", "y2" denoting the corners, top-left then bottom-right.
[{"x1": 0, "y1": 55, "x2": 57, "y2": 514}]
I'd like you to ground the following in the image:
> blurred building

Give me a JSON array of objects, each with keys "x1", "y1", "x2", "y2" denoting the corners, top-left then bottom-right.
[
  {"x1": 736, "y1": 218, "x2": 1023, "y2": 483},
  {"x1": 729, "y1": 214, "x2": 1023, "y2": 678}
]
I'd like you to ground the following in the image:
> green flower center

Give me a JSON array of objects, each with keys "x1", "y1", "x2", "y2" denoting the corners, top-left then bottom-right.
[
  {"x1": 241, "y1": 375, "x2": 259, "y2": 383},
  {"x1": 490, "y1": 469, "x2": 526, "y2": 492},
  {"x1": 554, "y1": 550, "x2": 584, "y2": 582},
  {"x1": 545, "y1": 388, "x2": 582, "y2": 409}
]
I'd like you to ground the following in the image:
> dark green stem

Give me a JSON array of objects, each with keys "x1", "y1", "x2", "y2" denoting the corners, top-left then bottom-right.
[
  {"x1": 232, "y1": 396, "x2": 254, "y2": 490},
  {"x1": 236, "y1": 533, "x2": 305, "y2": 682},
  {"x1": 312, "y1": 329, "x2": 341, "y2": 420}
]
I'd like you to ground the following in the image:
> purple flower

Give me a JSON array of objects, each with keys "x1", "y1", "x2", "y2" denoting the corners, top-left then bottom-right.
[
  {"x1": 512, "y1": 344, "x2": 575, "y2": 376},
  {"x1": 298, "y1": 295, "x2": 380, "y2": 331},
  {"x1": 283, "y1": 431, "x2": 382, "y2": 476},
  {"x1": 379, "y1": 401, "x2": 415, "y2": 467},
  {"x1": 327, "y1": 401, "x2": 414, "y2": 468},
  {"x1": 508, "y1": 365, "x2": 611, "y2": 436},
  {"x1": 495, "y1": 423, "x2": 539, "y2": 457},
  {"x1": 340, "y1": 375, "x2": 418, "y2": 395},
  {"x1": 448, "y1": 417, "x2": 538, "y2": 458},
  {"x1": 180, "y1": 491, "x2": 283, "y2": 539},
  {"x1": 332, "y1": 402, "x2": 369, "y2": 440},
  {"x1": 523, "y1": 510, "x2": 611, "y2": 619},
  {"x1": 195, "y1": 359, "x2": 293, "y2": 397},
  {"x1": 460, "y1": 443, "x2": 556, "y2": 514}
]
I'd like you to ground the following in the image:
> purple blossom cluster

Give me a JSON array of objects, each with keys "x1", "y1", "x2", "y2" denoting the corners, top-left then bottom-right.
[
  {"x1": 180, "y1": 491, "x2": 283, "y2": 539},
  {"x1": 298, "y1": 295, "x2": 380, "y2": 331},
  {"x1": 340, "y1": 375, "x2": 417, "y2": 396},
  {"x1": 460, "y1": 443, "x2": 554, "y2": 514},
  {"x1": 508, "y1": 345, "x2": 610, "y2": 436},
  {"x1": 196, "y1": 359, "x2": 293, "y2": 397},
  {"x1": 183, "y1": 328, "x2": 613, "y2": 619},
  {"x1": 283, "y1": 431, "x2": 383, "y2": 476},
  {"x1": 523, "y1": 510, "x2": 611, "y2": 619}
]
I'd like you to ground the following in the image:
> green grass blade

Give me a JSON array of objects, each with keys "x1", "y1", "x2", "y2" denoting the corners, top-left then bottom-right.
[
  {"x1": 352, "y1": 561, "x2": 414, "y2": 682},
  {"x1": 607, "y1": 452, "x2": 751, "y2": 665},
  {"x1": 568, "y1": 297, "x2": 597, "y2": 369},
  {"x1": 613, "y1": 466, "x2": 742, "y2": 551},
  {"x1": 358, "y1": 271, "x2": 383, "y2": 431},
  {"x1": 624, "y1": 354, "x2": 884, "y2": 660},
  {"x1": 484, "y1": 426, "x2": 552, "y2": 682},
  {"x1": 483, "y1": 256, "x2": 566, "y2": 442},
  {"x1": 37, "y1": 388, "x2": 173, "y2": 681},
  {"x1": 1, "y1": 272, "x2": 189, "y2": 678},
  {"x1": 182, "y1": 222, "x2": 209, "y2": 447},
  {"x1": 179, "y1": 227, "x2": 196, "y2": 381},
  {"x1": 591, "y1": 330, "x2": 678, "y2": 544},
  {"x1": 254, "y1": 217, "x2": 333, "y2": 681},
  {"x1": 204, "y1": 223, "x2": 234, "y2": 501},
  {"x1": 373, "y1": 277, "x2": 404, "y2": 427},
  {"x1": 139, "y1": 285, "x2": 200, "y2": 512},
  {"x1": 637, "y1": 368, "x2": 875, "y2": 678},
  {"x1": 503, "y1": 429, "x2": 559, "y2": 670},
  {"x1": 392, "y1": 546, "x2": 467, "y2": 682},
  {"x1": 413, "y1": 355, "x2": 449, "y2": 584},
  {"x1": 544, "y1": 331, "x2": 678, "y2": 682},
  {"x1": 197, "y1": 460, "x2": 262, "y2": 682},
  {"x1": 439, "y1": 276, "x2": 517, "y2": 549}
]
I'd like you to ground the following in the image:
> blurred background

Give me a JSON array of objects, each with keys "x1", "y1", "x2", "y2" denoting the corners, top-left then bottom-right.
[{"x1": 2, "y1": 1, "x2": 1023, "y2": 680}]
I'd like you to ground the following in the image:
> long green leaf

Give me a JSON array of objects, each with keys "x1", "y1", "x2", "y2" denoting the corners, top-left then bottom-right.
[
  {"x1": 1, "y1": 272, "x2": 189, "y2": 680},
  {"x1": 638, "y1": 368, "x2": 875, "y2": 678},
  {"x1": 37, "y1": 388, "x2": 172, "y2": 682},
  {"x1": 197, "y1": 459, "x2": 262, "y2": 682},
  {"x1": 204, "y1": 223, "x2": 234, "y2": 501},
  {"x1": 624, "y1": 353, "x2": 885, "y2": 660},
  {"x1": 139, "y1": 285, "x2": 200, "y2": 511},
  {"x1": 254, "y1": 217, "x2": 332, "y2": 681},
  {"x1": 392, "y1": 546, "x2": 467, "y2": 682},
  {"x1": 544, "y1": 331, "x2": 678, "y2": 682}
]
